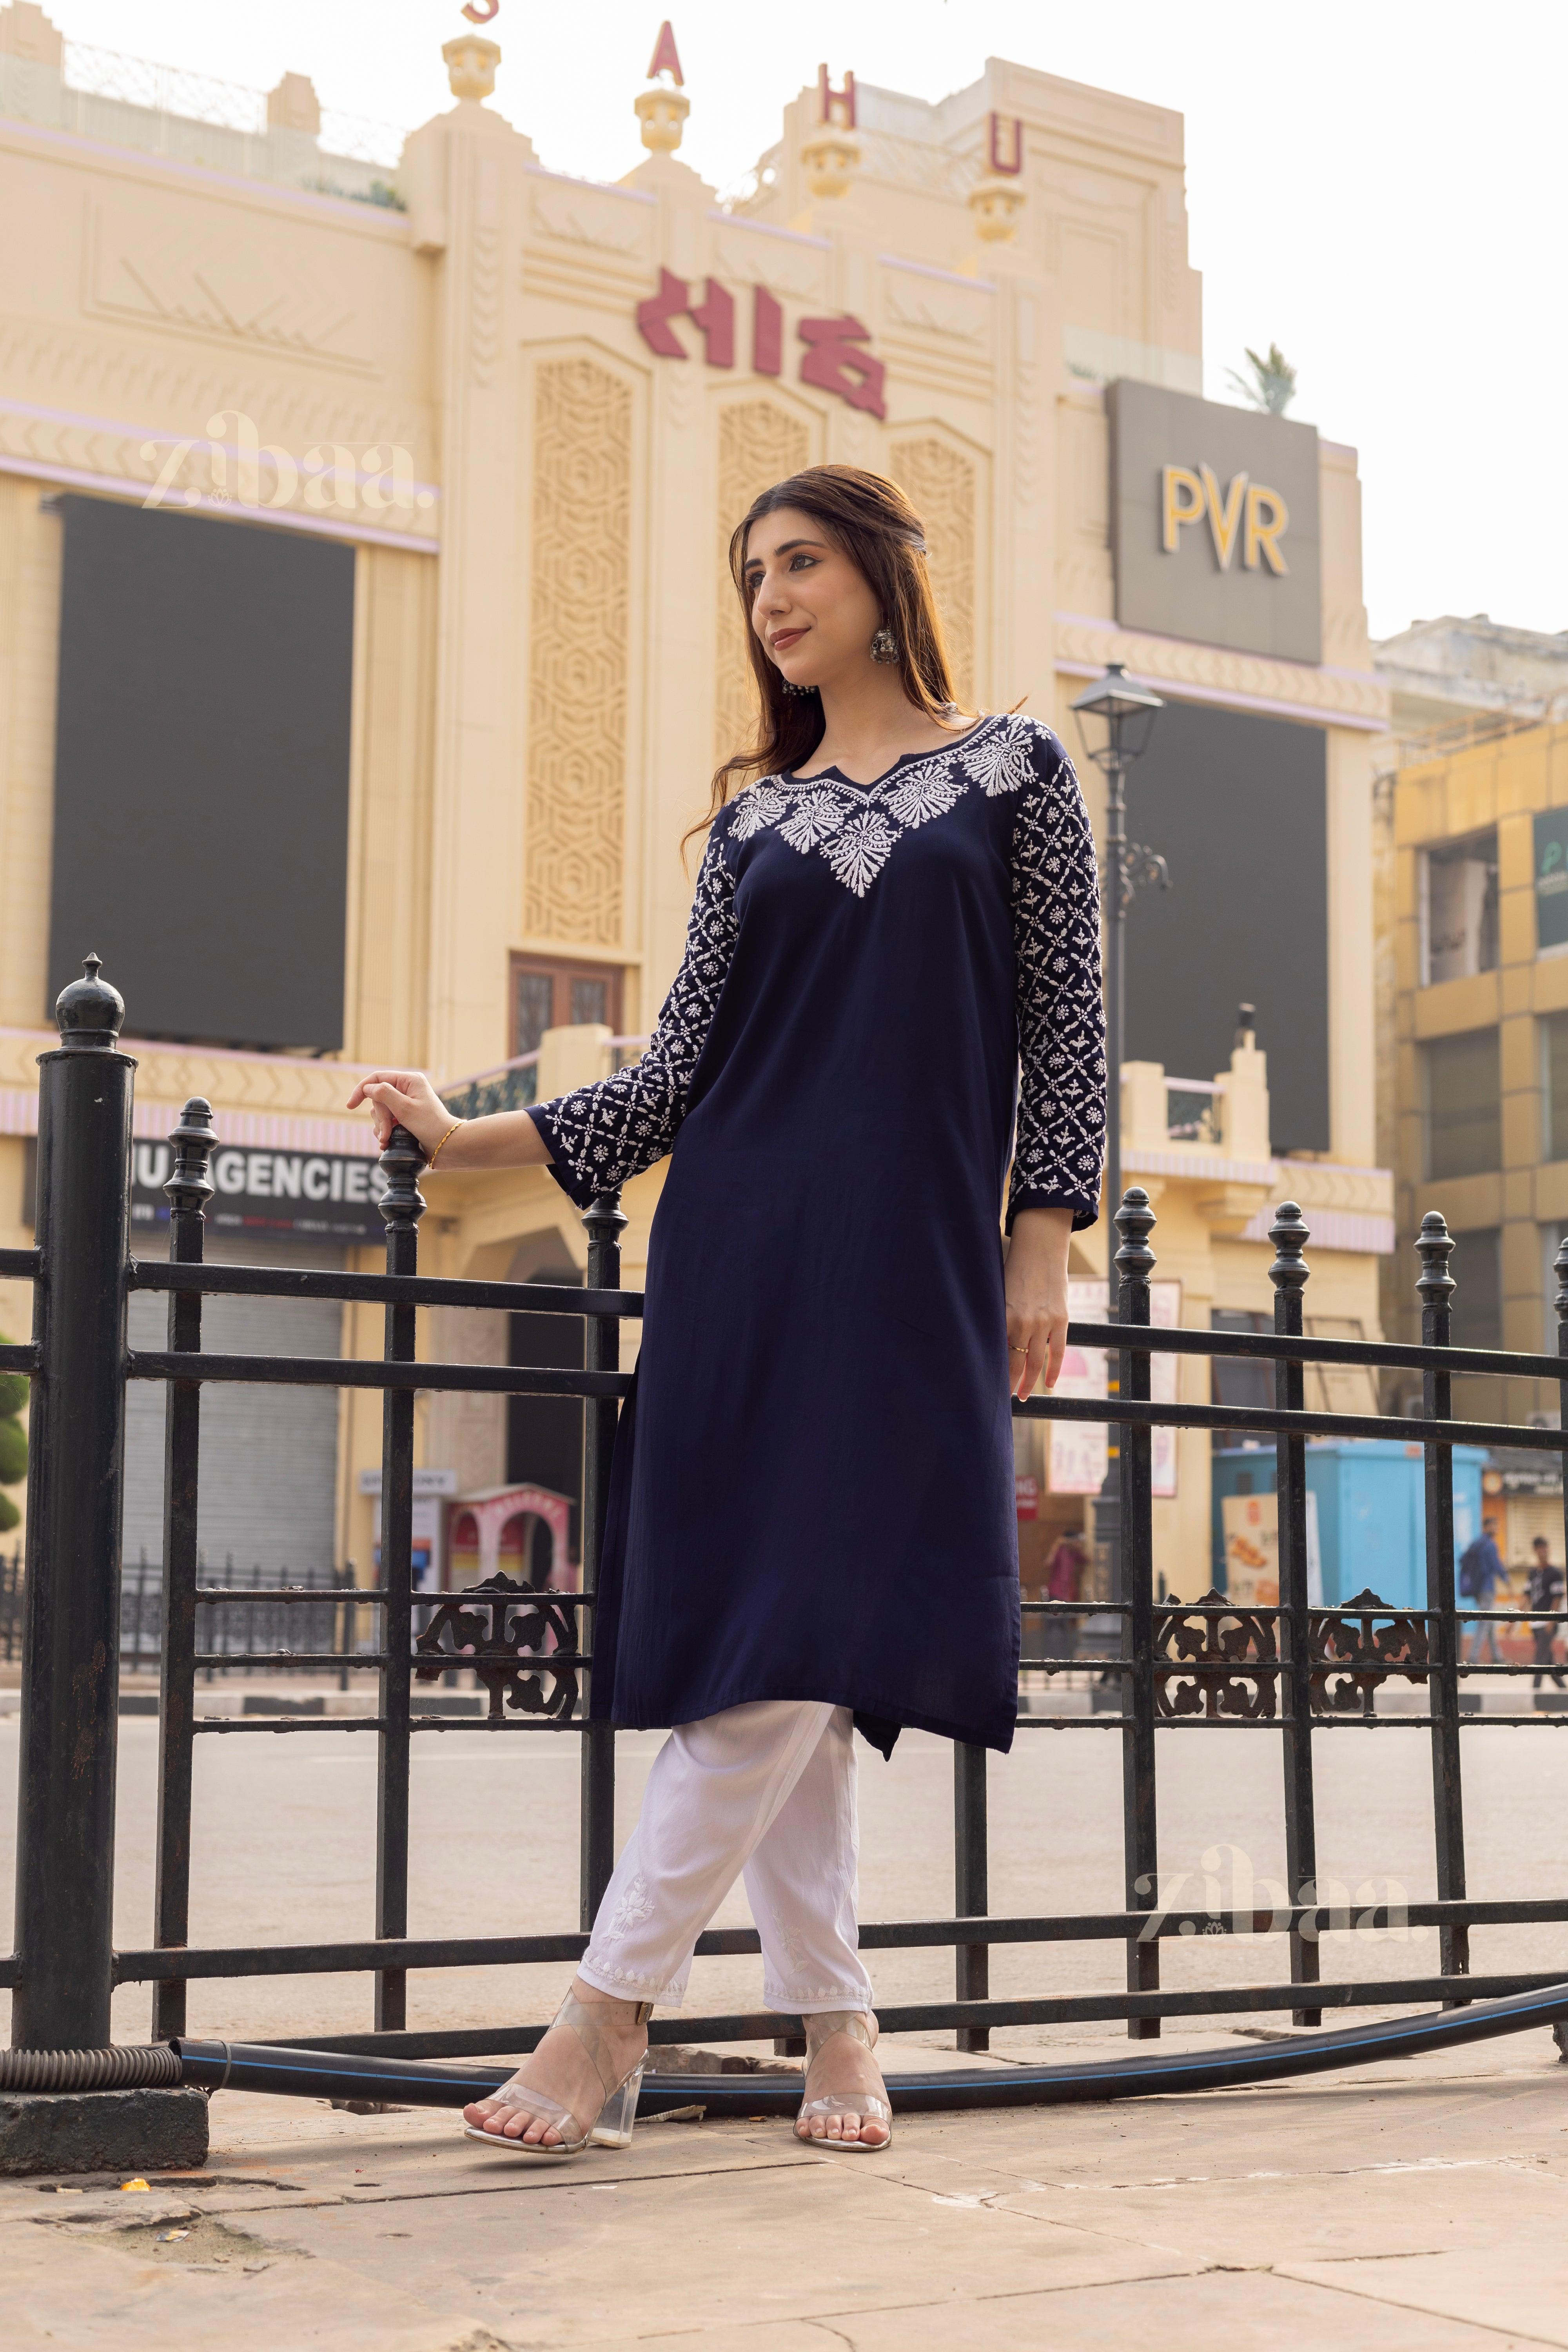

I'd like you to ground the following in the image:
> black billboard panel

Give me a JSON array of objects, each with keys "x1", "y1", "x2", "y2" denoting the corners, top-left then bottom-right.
[
  {"x1": 48, "y1": 496, "x2": 354, "y2": 1049},
  {"x1": 1119, "y1": 698, "x2": 1330, "y2": 1155}
]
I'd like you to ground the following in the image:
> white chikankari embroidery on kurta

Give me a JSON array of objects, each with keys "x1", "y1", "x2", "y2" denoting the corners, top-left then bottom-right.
[{"x1": 532, "y1": 714, "x2": 1106, "y2": 1231}]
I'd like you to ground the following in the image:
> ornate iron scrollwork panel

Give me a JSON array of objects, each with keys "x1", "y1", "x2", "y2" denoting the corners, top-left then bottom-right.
[
  {"x1": 414, "y1": 1571, "x2": 581, "y2": 1720},
  {"x1": 1154, "y1": 1590, "x2": 1279, "y2": 1720},
  {"x1": 1309, "y1": 1587, "x2": 1428, "y2": 1719}
]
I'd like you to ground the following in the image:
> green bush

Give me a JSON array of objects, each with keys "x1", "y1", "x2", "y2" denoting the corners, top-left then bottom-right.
[{"x1": 0, "y1": 1329, "x2": 25, "y2": 1522}]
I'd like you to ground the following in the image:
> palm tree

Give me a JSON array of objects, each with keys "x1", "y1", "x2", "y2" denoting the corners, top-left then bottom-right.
[{"x1": 1226, "y1": 344, "x2": 1297, "y2": 417}]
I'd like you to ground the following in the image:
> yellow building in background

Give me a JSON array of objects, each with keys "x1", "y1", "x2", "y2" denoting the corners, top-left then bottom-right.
[
  {"x1": 1381, "y1": 718, "x2": 1568, "y2": 1480},
  {"x1": 0, "y1": 7, "x2": 1392, "y2": 1590}
]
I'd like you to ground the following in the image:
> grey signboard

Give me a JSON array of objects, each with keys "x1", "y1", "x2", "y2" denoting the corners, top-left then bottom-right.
[
  {"x1": 1109, "y1": 381, "x2": 1322, "y2": 664},
  {"x1": 130, "y1": 1140, "x2": 385, "y2": 1244},
  {"x1": 1534, "y1": 808, "x2": 1568, "y2": 953}
]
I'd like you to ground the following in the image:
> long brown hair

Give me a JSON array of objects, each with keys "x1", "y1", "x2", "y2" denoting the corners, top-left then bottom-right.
[{"x1": 691, "y1": 464, "x2": 969, "y2": 844}]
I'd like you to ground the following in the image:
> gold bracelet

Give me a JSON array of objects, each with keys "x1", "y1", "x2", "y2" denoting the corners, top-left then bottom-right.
[{"x1": 425, "y1": 1120, "x2": 462, "y2": 1170}]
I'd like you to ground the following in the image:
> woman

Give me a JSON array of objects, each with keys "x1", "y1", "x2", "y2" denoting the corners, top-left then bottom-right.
[
  {"x1": 1043, "y1": 1529, "x2": 1089, "y2": 1660},
  {"x1": 349, "y1": 465, "x2": 1105, "y2": 2156}
]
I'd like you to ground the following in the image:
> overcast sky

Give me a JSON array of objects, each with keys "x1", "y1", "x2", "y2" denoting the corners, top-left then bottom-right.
[{"x1": 47, "y1": 0, "x2": 1568, "y2": 643}]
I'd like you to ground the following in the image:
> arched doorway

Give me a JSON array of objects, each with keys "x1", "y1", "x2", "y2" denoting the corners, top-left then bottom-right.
[{"x1": 445, "y1": 1484, "x2": 573, "y2": 1590}]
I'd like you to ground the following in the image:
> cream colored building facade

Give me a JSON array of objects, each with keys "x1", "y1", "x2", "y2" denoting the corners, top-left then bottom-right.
[{"x1": 0, "y1": 8, "x2": 1392, "y2": 1587}]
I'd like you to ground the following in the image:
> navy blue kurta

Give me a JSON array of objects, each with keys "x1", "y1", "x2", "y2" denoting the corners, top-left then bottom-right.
[{"x1": 529, "y1": 714, "x2": 1105, "y2": 1756}]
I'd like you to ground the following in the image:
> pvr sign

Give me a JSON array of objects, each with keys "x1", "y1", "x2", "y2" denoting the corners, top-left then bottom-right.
[
  {"x1": 1161, "y1": 464, "x2": 1289, "y2": 575},
  {"x1": 1110, "y1": 381, "x2": 1322, "y2": 666},
  {"x1": 635, "y1": 271, "x2": 886, "y2": 420}
]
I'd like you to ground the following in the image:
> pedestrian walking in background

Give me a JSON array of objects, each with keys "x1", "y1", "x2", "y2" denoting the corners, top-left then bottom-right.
[
  {"x1": 1043, "y1": 1529, "x2": 1087, "y2": 1659},
  {"x1": 1459, "y1": 1515, "x2": 1506, "y2": 1664},
  {"x1": 1526, "y1": 1534, "x2": 1566, "y2": 1691}
]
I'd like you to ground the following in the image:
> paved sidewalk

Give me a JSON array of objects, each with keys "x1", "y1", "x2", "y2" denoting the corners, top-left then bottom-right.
[{"x1": 7, "y1": 2028, "x2": 1568, "y2": 2350}]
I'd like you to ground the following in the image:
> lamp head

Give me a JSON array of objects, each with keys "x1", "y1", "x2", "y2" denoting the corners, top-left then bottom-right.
[{"x1": 1070, "y1": 661, "x2": 1164, "y2": 773}]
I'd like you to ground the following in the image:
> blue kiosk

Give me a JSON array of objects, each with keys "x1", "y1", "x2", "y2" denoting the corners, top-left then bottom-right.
[{"x1": 1210, "y1": 1441, "x2": 1490, "y2": 1609}]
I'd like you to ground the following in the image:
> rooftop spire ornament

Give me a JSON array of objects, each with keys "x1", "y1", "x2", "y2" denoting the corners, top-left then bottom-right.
[
  {"x1": 646, "y1": 21, "x2": 684, "y2": 82},
  {"x1": 635, "y1": 21, "x2": 690, "y2": 152}
]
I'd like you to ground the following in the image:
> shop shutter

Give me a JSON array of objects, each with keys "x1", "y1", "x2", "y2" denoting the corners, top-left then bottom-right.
[{"x1": 123, "y1": 1237, "x2": 345, "y2": 1583}]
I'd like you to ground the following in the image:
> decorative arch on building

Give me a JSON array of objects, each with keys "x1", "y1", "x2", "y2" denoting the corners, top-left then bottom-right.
[
  {"x1": 524, "y1": 349, "x2": 635, "y2": 949},
  {"x1": 713, "y1": 396, "x2": 815, "y2": 767},
  {"x1": 447, "y1": 1484, "x2": 573, "y2": 1590},
  {"x1": 886, "y1": 432, "x2": 979, "y2": 709}
]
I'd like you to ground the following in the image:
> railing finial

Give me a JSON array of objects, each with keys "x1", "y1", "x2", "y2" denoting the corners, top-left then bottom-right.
[
  {"x1": 1414, "y1": 1209, "x2": 1456, "y2": 1308},
  {"x1": 164, "y1": 1096, "x2": 216, "y2": 1221},
  {"x1": 1267, "y1": 1200, "x2": 1310, "y2": 1296},
  {"x1": 377, "y1": 1123, "x2": 427, "y2": 1232},
  {"x1": 1113, "y1": 1185, "x2": 1156, "y2": 1287},
  {"x1": 54, "y1": 951, "x2": 125, "y2": 1053},
  {"x1": 582, "y1": 1189, "x2": 628, "y2": 1256}
]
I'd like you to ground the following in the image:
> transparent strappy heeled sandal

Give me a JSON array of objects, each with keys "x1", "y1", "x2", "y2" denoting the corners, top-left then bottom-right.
[
  {"x1": 794, "y1": 2011, "x2": 892, "y2": 2152},
  {"x1": 461, "y1": 1992, "x2": 652, "y2": 2159}
]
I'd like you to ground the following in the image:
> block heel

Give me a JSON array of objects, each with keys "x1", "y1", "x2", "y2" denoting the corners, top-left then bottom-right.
[{"x1": 461, "y1": 1994, "x2": 652, "y2": 2160}]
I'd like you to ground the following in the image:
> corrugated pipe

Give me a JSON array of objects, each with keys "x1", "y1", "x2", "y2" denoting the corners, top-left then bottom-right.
[{"x1": 0, "y1": 2044, "x2": 183, "y2": 2093}]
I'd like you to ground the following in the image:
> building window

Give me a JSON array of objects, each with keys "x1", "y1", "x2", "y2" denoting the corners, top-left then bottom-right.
[
  {"x1": 1448, "y1": 1227, "x2": 1502, "y2": 1353},
  {"x1": 1419, "y1": 832, "x2": 1498, "y2": 987},
  {"x1": 1210, "y1": 1308, "x2": 1272, "y2": 1449},
  {"x1": 1423, "y1": 1029, "x2": 1501, "y2": 1181},
  {"x1": 1542, "y1": 1013, "x2": 1568, "y2": 1163},
  {"x1": 510, "y1": 956, "x2": 623, "y2": 1058}
]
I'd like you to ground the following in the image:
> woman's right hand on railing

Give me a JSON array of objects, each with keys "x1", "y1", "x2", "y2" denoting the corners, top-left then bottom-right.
[
  {"x1": 346, "y1": 1070, "x2": 457, "y2": 1156},
  {"x1": 346, "y1": 1071, "x2": 552, "y2": 1171}
]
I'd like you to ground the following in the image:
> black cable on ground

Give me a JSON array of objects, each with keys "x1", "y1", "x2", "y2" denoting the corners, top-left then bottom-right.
[{"x1": 172, "y1": 1975, "x2": 1568, "y2": 2116}]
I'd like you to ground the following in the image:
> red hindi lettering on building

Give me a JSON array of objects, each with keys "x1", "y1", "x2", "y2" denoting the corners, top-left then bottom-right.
[
  {"x1": 689, "y1": 279, "x2": 734, "y2": 369},
  {"x1": 797, "y1": 314, "x2": 886, "y2": 419},
  {"x1": 752, "y1": 286, "x2": 783, "y2": 377},
  {"x1": 635, "y1": 269, "x2": 734, "y2": 367}
]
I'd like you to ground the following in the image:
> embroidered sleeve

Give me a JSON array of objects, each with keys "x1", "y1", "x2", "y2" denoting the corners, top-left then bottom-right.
[
  {"x1": 527, "y1": 819, "x2": 739, "y2": 1209},
  {"x1": 1008, "y1": 728, "x2": 1106, "y2": 1232}
]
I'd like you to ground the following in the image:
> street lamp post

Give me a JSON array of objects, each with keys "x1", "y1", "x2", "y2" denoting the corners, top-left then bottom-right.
[
  {"x1": 1070, "y1": 664, "x2": 1165, "y2": 1642},
  {"x1": 1070, "y1": 663, "x2": 1167, "y2": 1228}
]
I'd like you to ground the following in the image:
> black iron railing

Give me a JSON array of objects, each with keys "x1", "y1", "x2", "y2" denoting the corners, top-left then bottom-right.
[
  {"x1": 0, "y1": 1546, "x2": 21, "y2": 1663},
  {"x1": 4, "y1": 959, "x2": 1567, "y2": 2063},
  {"x1": 116, "y1": 1553, "x2": 360, "y2": 1677}
]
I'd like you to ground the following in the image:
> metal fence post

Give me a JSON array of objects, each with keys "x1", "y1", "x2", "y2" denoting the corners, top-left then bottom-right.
[
  {"x1": 954, "y1": 1741, "x2": 989, "y2": 2051},
  {"x1": 11, "y1": 958, "x2": 135, "y2": 2049},
  {"x1": 1269, "y1": 1201, "x2": 1321, "y2": 2025},
  {"x1": 1116, "y1": 1187, "x2": 1160, "y2": 2040},
  {"x1": 152, "y1": 1097, "x2": 216, "y2": 2041},
  {"x1": 375, "y1": 1123, "x2": 425, "y2": 2032},
  {"x1": 579, "y1": 1189, "x2": 626, "y2": 1933},
  {"x1": 1417, "y1": 1212, "x2": 1469, "y2": 1996}
]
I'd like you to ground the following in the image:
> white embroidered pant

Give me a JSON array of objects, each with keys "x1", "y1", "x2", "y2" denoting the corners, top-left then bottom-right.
[{"x1": 577, "y1": 1700, "x2": 874, "y2": 2014}]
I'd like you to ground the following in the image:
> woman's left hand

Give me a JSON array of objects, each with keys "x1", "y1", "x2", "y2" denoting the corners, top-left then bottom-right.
[{"x1": 1004, "y1": 1205, "x2": 1074, "y2": 1399}]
